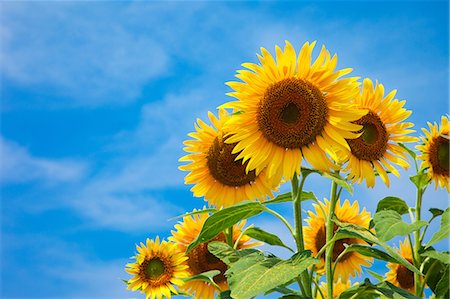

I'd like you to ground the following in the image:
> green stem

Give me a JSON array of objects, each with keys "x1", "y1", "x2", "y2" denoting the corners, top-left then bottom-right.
[
  {"x1": 414, "y1": 187, "x2": 424, "y2": 297},
  {"x1": 418, "y1": 259, "x2": 438, "y2": 296},
  {"x1": 326, "y1": 180, "x2": 339, "y2": 299},
  {"x1": 263, "y1": 206, "x2": 295, "y2": 239},
  {"x1": 226, "y1": 226, "x2": 233, "y2": 247}
]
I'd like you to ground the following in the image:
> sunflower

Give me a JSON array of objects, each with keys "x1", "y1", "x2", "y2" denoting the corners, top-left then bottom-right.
[
  {"x1": 221, "y1": 41, "x2": 365, "y2": 180},
  {"x1": 340, "y1": 78, "x2": 417, "y2": 188},
  {"x1": 318, "y1": 278, "x2": 352, "y2": 299},
  {"x1": 417, "y1": 116, "x2": 449, "y2": 192},
  {"x1": 125, "y1": 237, "x2": 189, "y2": 299},
  {"x1": 304, "y1": 199, "x2": 372, "y2": 281},
  {"x1": 180, "y1": 109, "x2": 279, "y2": 207},
  {"x1": 385, "y1": 239, "x2": 416, "y2": 293},
  {"x1": 169, "y1": 210, "x2": 258, "y2": 299}
]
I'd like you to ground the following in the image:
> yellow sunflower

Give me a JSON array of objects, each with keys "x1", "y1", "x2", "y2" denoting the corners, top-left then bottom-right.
[
  {"x1": 386, "y1": 239, "x2": 416, "y2": 293},
  {"x1": 304, "y1": 199, "x2": 372, "y2": 281},
  {"x1": 341, "y1": 78, "x2": 418, "y2": 188},
  {"x1": 169, "y1": 210, "x2": 258, "y2": 299},
  {"x1": 179, "y1": 109, "x2": 279, "y2": 207},
  {"x1": 417, "y1": 115, "x2": 449, "y2": 192},
  {"x1": 125, "y1": 237, "x2": 189, "y2": 299},
  {"x1": 222, "y1": 40, "x2": 365, "y2": 180},
  {"x1": 318, "y1": 278, "x2": 352, "y2": 299}
]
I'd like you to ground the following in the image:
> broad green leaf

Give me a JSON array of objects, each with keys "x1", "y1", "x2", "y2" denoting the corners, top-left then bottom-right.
[
  {"x1": 434, "y1": 265, "x2": 449, "y2": 298},
  {"x1": 337, "y1": 244, "x2": 397, "y2": 263},
  {"x1": 169, "y1": 208, "x2": 216, "y2": 220},
  {"x1": 335, "y1": 225, "x2": 421, "y2": 275},
  {"x1": 427, "y1": 207, "x2": 450, "y2": 247},
  {"x1": 409, "y1": 171, "x2": 429, "y2": 190},
  {"x1": 263, "y1": 191, "x2": 316, "y2": 205},
  {"x1": 228, "y1": 251, "x2": 318, "y2": 299},
  {"x1": 245, "y1": 227, "x2": 293, "y2": 251},
  {"x1": 422, "y1": 256, "x2": 448, "y2": 295},
  {"x1": 320, "y1": 172, "x2": 354, "y2": 194},
  {"x1": 187, "y1": 201, "x2": 265, "y2": 253},
  {"x1": 373, "y1": 210, "x2": 427, "y2": 242},
  {"x1": 337, "y1": 279, "x2": 421, "y2": 299},
  {"x1": 421, "y1": 250, "x2": 450, "y2": 264},
  {"x1": 208, "y1": 241, "x2": 261, "y2": 266},
  {"x1": 376, "y1": 196, "x2": 409, "y2": 215},
  {"x1": 398, "y1": 143, "x2": 416, "y2": 159},
  {"x1": 183, "y1": 270, "x2": 220, "y2": 283}
]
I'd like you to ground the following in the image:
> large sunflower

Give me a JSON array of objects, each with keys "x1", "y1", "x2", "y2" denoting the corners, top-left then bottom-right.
[
  {"x1": 417, "y1": 116, "x2": 449, "y2": 192},
  {"x1": 341, "y1": 78, "x2": 417, "y2": 188},
  {"x1": 222, "y1": 41, "x2": 365, "y2": 180},
  {"x1": 385, "y1": 239, "x2": 416, "y2": 293},
  {"x1": 318, "y1": 278, "x2": 352, "y2": 299},
  {"x1": 169, "y1": 210, "x2": 258, "y2": 299},
  {"x1": 125, "y1": 237, "x2": 189, "y2": 299},
  {"x1": 304, "y1": 199, "x2": 372, "y2": 281},
  {"x1": 180, "y1": 109, "x2": 278, "y2": 207}
]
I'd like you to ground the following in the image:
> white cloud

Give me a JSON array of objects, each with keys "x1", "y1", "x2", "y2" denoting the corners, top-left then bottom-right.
[{"x1": 0, "y1": 136, "x2": 87, "y2": 184}]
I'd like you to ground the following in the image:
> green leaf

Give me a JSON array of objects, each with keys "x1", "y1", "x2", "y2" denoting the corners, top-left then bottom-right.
[
  {"x1": 263, "y1": 191, "x2": 316, "y2": 205},
  {"x1": 216, "y1": 290, "x2": 233, "y2": 299},
  {"x1": 373, "y1": 210, "x2": 427, "y2": 242},
  {"x1": 427, "y1": 207, "x2": 450, "y2": 247},
  {"x1": 169, "y1": 208, "x2": 216, "y2": 220},
  {"x1": 409, "y1": 171, "x2": 429, "y2": 190},
  {"x1": 337, "y1": 279, "x2": 422, "y2": 299},
  {"x1": 421, "y1": 250, "x2": 450, "y2": 264},
  {"x1": 183, "y1": 270, "x2": 220, "y2": 283},
  {"x1": 278, "y1": 295, "x2": 308, "y2": 299},
  {"x1": 422, "y1": 256, "x2": 448, "y2": 295},
  {"x1": 245, "y1": 227, "x2": 293, "y2": 251},
  {"x1": 320, "y1": 172, "x2": 354, "y2": 194},
  {"x1": 335, "y1": 225, "x2": 421, "y2": 275},
  {"x1": 434, "y1": 265, "x2": 450, "y2": 298},
  {"x1": 376, "y1": 196, "x2": 409, "y2": 215},
  {"x1": 227, "y1": 251, "x2": 318, "y2": 299},
  {"x1": 398, "y1": 143, "x2": 416, "y2": 159},
  {"x1": 208, "y1": 241, "x2": 261, "y2": 266},
  {"x1": 186, "y1": 201, "x2": 265, "y2": 253},
  {"x1": 338, "y1": 244, "x2": 397, "y2": 263},
  {"x1": 429, "y1": 208, "x2": 444, "y2": 218},
  {"x1": 366, "y1": 269, "x2": 385, "y2": 282}
]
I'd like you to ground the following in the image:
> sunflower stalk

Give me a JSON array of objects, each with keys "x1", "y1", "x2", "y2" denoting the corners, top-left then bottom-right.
[
  {"x1": 325, "y1": 179, "x2": 339, "y2": 299},
  {"x1": 413, "y1": 186, "x2": 425, "y2": 297}
]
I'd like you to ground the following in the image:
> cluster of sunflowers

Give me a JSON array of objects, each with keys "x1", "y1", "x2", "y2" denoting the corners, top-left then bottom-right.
[{"x1": 124, "y1": 41, "x2": 449, "y2": 299}]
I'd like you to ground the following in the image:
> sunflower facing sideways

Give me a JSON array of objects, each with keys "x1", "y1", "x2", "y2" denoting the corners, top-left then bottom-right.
[
  {"x1": 385, "y1": 239, "x2": 416, "y2": 293},
  {"x1": 179, "y1": 109, "x2": 279, "y2": 207},
  {"x1": 125, "y1": 237, "x2": 189, "y2": 299},
  {"x1": 417, "y1": 115, "x2": 450, "y2": 192},
  {"x1": 340, "y1": 78, "x2": 418, "y2": 188},
  {"x1": 169, "y1": 210, "x2": 259, "y2": 299},
  {"x1": 222, "y1": 41, "x2": 366, "y2": 181},
  {"x1": 304, "y1": 199, "x2": 372, "y2": 281}
]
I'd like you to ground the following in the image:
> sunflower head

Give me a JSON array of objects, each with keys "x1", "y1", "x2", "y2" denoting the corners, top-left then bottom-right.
[
  {"x1": 385, "y1": 239, "x2": 416, "y2": 293},
  {"x1": 222, "y1": 40, "x2": 365, "y2": 180},
  {"x1": 125, "y1": 237, "x2": 189, "y2": 299},
  {"x1": 179, "y1": 109, "x2": 279, "y2": 207},
  {"x1": 318, "y1": 278, "x2": 352, "y2": 299},
  {"x1": 169, "y1": 209, "x2": 258, "y2": 299},
  {"x1": 417, "y1": 115, "x2": 450, "y2": 192},
  {"x1": 342, "y1": 78, "x2": 418, "y2": 188},
  {"x1": 304, "y1": 198, "x2": 372, "y2": 281}
]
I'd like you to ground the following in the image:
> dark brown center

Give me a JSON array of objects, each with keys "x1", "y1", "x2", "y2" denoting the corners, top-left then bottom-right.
[
  {"x1": 347, "y1": 111, "x2": 388, "y2": 161},
  {"x1": 315, "y1": 225, "x2": 356, "y2": 262},
  {"x1": 207, "y1": 136, "x2": 257, "y2": 186},
  {"x1": 396, "y1": 259, "x2": 414, "y2": 290},
  {"x1": 187, "y1": 233, "x2": 228, "y2": 284},
  {"x1": 429, "y1": 135, "x2": 449, "y2": 176},
  {"x1": 257, "y1": 78, "x2": 328, "y2": 149}
]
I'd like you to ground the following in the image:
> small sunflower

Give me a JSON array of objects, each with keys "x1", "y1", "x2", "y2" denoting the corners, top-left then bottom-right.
[
  {"x1": 417, "y1": 116, "x2": 449, "y2": 192},
  {"x1": 125, "y1": 237, "x2": 189, "y2": 299},
  {"x1": 318, "y1": 278, "x2": 352, "y2": 299},
  {"x1": 341, "y1": 78, "x2": 418, "y2": 188},
  {"x1": 304, "y1": 199, "x2": 372, "y2": 281},
  {"x1": 169, "y1": 210, "x2": 258, "y2": 299},
  {"x1": 386, "y1": 239, "x2": 416, "y2": 293},
  {"x1": 222, "y1": 41, "x2": 365, "y2": 180},
  {"x1": 180, "y1": 109, "x2": 279, "y2": 207}
]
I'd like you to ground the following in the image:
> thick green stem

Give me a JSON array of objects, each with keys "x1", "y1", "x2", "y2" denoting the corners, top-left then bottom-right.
[
  {"x1": 414, "y1": 188, "x2": 424, "y2": 297},
  {"x1": 326, "y1": 180, "x2": 339, "y2": 299}
]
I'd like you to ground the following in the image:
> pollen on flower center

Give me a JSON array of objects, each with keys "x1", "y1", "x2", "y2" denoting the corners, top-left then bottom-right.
[
  {"x1": 207, "y1": 136, "x2": 257, "y2": 186},
  {"x1": 429, "y1": 135, "x2": 450, "y2": 176},
  {"x1": 144, "y1": 258, "x2": 166, "y2": 279},
  {"x1": 186, "y1": 234, "x2": 228, "y2": 284},
  {"x1": 347, "y1": 111, "x2": 388, "y2": 161},
  {"x1": 257, "y1": 78, "x2": 328, "y2": 149},
  {"x1": 396, "y1": 261, "x2": 415, "y2": 290}
]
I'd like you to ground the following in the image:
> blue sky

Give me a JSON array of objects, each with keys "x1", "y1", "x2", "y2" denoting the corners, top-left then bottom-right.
[{"x1": 0, "y1": 1, "x2": 448, "y2": 298}]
